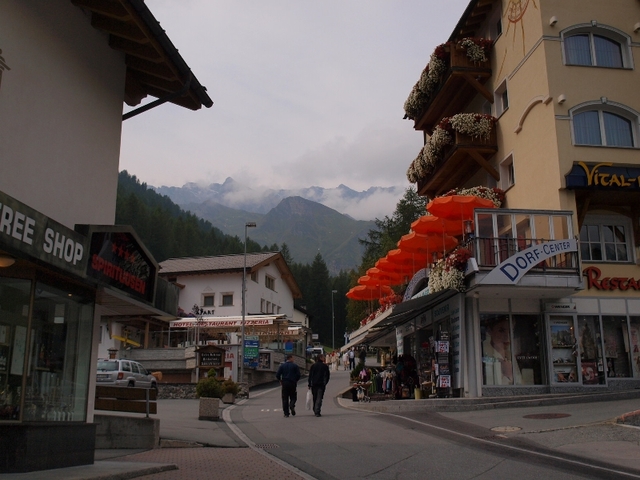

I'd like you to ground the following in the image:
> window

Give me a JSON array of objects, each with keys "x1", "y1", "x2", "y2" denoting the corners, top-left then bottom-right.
[
  {"x1": 573, "y1": 109, "x2": 635, "y2": 147},
  {"x1": 499, "y1": 154, "x2": 515, "y2": 190},
  {"x1": 580, "y1": 216, "x2": 632, "y2": 262},
  {"x1": 494, "y1": 80, "x2": 508, "y2": 117},
  {"x1": 251, "y1": 271, "x2": 258, "y2": 283},
  {"x1": 563, "y1": 25, "x2": 631, "y2": 68},
  {"x1": 265, "y1": 275, "x2": 275, "y2": 291},
  {"x1": 221, "y1": 294, "x2": 233, "y2": 306},
  {"x1": 202, "y1": 294, "x2": 214, "y2": 307},
  {"x1": 261, "y1": 298, "x2": 265, "y2": 313}
]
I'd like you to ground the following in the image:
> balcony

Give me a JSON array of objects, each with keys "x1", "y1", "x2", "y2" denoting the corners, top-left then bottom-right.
[
  {"x1": 463, "y1": 209, "x2": 583, "y2": 295},
  {"x1": 416, "y1": 127, "x2": 498, "y2": 198},
  {"x1": 413, "y1": 42, "x2": 493, "y2": 133}
]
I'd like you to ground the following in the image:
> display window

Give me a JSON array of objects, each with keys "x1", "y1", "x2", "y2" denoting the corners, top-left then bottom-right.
[
  {"x1": 602, "y1": 316, "x2": 633, "y2": 378},
  {"x1": 549, "y1": 316, "x2": 579, "y2": 383},
  {"x1": 577, "y1": 315, "x2": 605, "y2": 385},
  {"x1": 630, "y1": 317, "x2": 640, "y2": 378},
  {"x1": 0, "y1": 275, "x2": 94, "y2": 423},
  {"x1": 481, "y1": 313, "x2": 543, "y2": 386}
]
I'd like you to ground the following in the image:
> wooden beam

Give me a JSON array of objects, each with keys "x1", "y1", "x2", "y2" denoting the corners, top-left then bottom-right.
[
  {"x1": 91, "y1": 14, "x2": 149, "y2": 43},
  {"x1": 109, "y1": 36, "x2": 162, "y2": 62},
  {"x1": 461, "y1": 72, "x2": 493, "y2": 102},
  {"x1": 126, "y1": 57, "x2": 175, "y2": 81},
  {"x1": 71, "y1": 0, "x2": 131, "y2": 20},
  {"x1": 468, "y1": 149, "x2": 500, "y2": 180}
]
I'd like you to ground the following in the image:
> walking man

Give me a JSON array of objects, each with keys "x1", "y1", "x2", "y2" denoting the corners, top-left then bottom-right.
[
  {"x1": 348, "y1": 347, "x2": 355, "y2": 370},
  {"x1": 308, "y1": 354, "x2": 330, "y2": 417},
  {"x1": 276, "y1": 354, "x2": 301, "y2": 418}
]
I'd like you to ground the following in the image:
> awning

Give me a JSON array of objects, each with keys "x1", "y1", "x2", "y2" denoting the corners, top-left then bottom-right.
[
  {"x1": 170, "y1": 314, "x2": 287, "y2": 329},
  {"x1": 357, "y1": 289, "x2": 458, "y2": 347},
  {"x1": 341, "y1": 308, "x2": 393, "y2": 351}
]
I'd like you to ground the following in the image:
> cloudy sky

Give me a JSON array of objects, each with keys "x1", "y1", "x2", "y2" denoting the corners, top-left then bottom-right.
[{"x1": 119, "y1": 0, "x2": 471, "y2": 218}]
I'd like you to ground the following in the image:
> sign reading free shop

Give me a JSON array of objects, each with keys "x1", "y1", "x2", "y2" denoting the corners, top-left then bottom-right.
[{"x1": 0, "y1": 190, "x2": 87, "y2": 277}]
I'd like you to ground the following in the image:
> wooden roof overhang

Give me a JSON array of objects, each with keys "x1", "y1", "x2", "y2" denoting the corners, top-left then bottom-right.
[
  {"x1": 71, "y1": 0, "x2": 213, "y2": 113},
  {"x1": 417, "y1": 128, "x2": 498, "y2": 198}
]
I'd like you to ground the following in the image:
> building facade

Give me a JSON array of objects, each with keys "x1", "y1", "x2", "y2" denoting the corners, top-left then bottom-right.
[
  {"x1": 0, "y1": 0, "x2": 211, "y2": 472},
  {"x1": 351, "y1": 0, "x2": 640, "y2": 399},
  {"x1": 158, "y1": 252, "x2": 305, "y2": 383}
]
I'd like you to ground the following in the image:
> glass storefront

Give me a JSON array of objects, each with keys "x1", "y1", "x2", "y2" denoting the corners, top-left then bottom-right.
[
  {"x1": 602, "y1": 316, "x2": 632, "y2": 379},
  {"x1": 577, "y1": 315, "x2": 605, "y2": 385},
  {"x1": 481, "y1": 313, "x2": 543, "y2": 386},
  {"x1": 0, "y1": 276, "x2": 94, "y2": 422}
]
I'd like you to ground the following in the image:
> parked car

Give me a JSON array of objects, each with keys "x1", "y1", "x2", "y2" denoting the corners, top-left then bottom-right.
[
  {"x1": 96, "y1": 359, "x2": 158, "y2": 390},
  {"x1": 310, "y1": 347, "x2": 325, "y2": 359}
]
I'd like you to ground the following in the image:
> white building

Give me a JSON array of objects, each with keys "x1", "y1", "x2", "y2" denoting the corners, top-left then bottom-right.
[{"x1": 0, "y1": 0, "x2": 211, "y2": 473}]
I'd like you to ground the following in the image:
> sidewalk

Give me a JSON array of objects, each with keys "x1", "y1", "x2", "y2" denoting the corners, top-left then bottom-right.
[{"x1": 4, "y1": 375, "x2": 640, "y2": 479}]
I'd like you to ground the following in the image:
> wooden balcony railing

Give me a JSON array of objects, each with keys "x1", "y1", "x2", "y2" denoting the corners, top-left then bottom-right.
[
  {"x1": 414, "y1": 42, "x2": 493, "y2": 133},
  {"x1": 417, "y1": 127, "x2": 498, "y2": 198}
]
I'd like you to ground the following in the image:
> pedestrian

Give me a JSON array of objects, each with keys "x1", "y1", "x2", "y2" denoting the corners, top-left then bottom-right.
[
  {"x1": 342, "y1": 350, "x2": 349, "y2": 370},
  {"x1": 348, "y1": 347, "x2": 355, "y2": 370},
  {"x1": 275, "y1": 354, "x2": 301, "y2": 418},
  {"x1": 308, "y1": 354, "x2": 330, "y2": 417},
  {"x1": 358, "y1": 347, "x2": 366, "y2": 365}
]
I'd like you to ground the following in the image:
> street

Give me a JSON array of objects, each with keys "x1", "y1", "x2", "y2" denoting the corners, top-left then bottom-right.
[{"x1": 223, "y1": 368, "x2": 640, "y2": 480}]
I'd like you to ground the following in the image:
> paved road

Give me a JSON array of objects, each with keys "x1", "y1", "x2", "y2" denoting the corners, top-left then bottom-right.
[{"x1": 6, "y1": 366, "x2": 640, "y2": 479}]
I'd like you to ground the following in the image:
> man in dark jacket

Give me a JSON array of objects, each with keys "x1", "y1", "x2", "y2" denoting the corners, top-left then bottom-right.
[
  {"x1": 276, "y1": 354, "x2": 301, "y2": 417},
  {"x1": 308, "y1": 354, "x2": 330, "y2": 417}
]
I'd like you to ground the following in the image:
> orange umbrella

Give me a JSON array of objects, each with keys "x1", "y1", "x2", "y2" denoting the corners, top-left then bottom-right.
[
  {"x1": 386, "y1": 249, "x2": 429, "y2": 274},
  {"x1": 358, "y1": 275, "x2": 393, "y2": 287},
  {"x1": 426, "y1": 195, "x2": 495, "y2": 220},
  {"x1": 411, "y1": 215, "x2": 464, "y2": 236},
  {"x1": 366, "y1": 267, "x2": 403, "y2": 284},
  {"x1": 398, "y1": 231, "x2": 458, "y2": 255},
  {"x1": 375, "y1": 257, "x2": 415, "y2": 279},
  {"x1": 346, "y1": 284, "x2": 393, "y2": 301}
]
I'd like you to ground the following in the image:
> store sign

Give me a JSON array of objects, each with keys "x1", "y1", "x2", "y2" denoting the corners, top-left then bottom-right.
[
  {"x1": 199, "y1": 351, "x2": 223, "y2": 367},
  {"x1": 86, "y1": 230, "x2": 156, "y2": 302},
  {"x1": 583, "y1": 266, "x2": 640, "y2": 291},
  {"x1": 170, "y1": 318, "x2": 275, "y2": 328},
  {"x1": 481, "y1": 239, "x2": 578, "y2": 285},
  {"x1": 565, "y1": 162, "x2": 640, "y2": 191},
  {"x1": 0, "y1": 190, "x2": 88, "y2": 277}
]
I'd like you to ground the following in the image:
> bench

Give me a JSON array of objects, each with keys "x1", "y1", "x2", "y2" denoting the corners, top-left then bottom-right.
[{"x1": 95, "y1": 386, "x2": 157, "y2": 416}]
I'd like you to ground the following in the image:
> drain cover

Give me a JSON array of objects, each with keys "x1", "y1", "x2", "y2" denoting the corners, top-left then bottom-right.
[
  {"x1": 490, "y1": 426, "x2": 522, "y2": 432},
  {"x1": 255, "y1": 444, "x2": 279, "y2": 449},
  {"x1": 523, "y1": 413, "x2": 571, "y2": 419}
]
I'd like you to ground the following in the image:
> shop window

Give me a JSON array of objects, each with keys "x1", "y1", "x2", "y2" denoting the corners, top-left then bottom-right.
[
  {"x1": 202, "y1": 294, "x2": 214, "y2": 307},
  {"x1": 265, "y1": 275, "x2": 275, "y2": 291},
  {"x1": 580, "y1": 215, "x2": 632, "y2": 263},
  {"x1": 562, "y1": 25, "x2": 631, "y2": 68},
  {"x1": 629, "y1": 317, "x2": 640, "y2": 378},
  {"x1": 221, "y1": 294, "x2": 233, "y2": 306},
  {"x1": 572, "y1": 106, "x2": 636, "y2": 147},
  {"x1": 578, "y1": 316, "x2": 606, "y2": 385},
  {"x1": 22, "y1": 281, "x2": 94, "y2": 422},
  {"x1": 481, "y1": 314, "x2": 543, "y2": 386},
  {"x1": 602, "y1": 316, "x2": 632, "y2": 378}
]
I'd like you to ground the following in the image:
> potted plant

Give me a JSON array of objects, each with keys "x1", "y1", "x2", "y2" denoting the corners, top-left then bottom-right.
[
  {"x1": 196, "y1": 375, "x2": 224, "y2": 421},
  {"x1": 221, "y1": 377, "x2": 239, "y2": 404}
]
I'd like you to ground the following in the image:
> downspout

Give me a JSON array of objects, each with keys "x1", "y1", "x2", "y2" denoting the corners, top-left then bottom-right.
[{"x1": 122, "y1": 73, "x2": 192, "y2": 121}]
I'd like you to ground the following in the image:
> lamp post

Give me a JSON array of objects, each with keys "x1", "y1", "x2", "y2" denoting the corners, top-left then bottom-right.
[
  {"x1": 240, "y1": 222, "x2": 256, "y2": 384},
  {"x1": 331, "y1": 289, "x2": 337, "y2": 351}
]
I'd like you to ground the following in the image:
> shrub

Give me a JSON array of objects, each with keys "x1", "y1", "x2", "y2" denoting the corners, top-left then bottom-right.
[
  {"x1": 222, "y1": 377, "x2": 239, "y2": 396},
  {"x1": 196, "y1": 377, "x2": 224, "y2": 398}
]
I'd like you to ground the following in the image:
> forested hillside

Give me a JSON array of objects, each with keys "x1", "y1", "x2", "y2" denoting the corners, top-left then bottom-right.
[{"x1": 116, "y1": 171, "x2": 266, "y2": 262}]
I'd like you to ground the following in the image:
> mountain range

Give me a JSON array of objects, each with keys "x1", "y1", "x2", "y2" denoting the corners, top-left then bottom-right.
[{"x1": 151, "y1": 178, "x2": 394, "y2": 272}]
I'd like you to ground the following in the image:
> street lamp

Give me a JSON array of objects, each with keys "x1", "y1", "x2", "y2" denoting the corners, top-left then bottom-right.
[
  {"x1": 331, "y1": 289, "x2": 337, "y2": 351},
  {"x1": 240, "y1": 222, "x2": 256, "y2": 384}
]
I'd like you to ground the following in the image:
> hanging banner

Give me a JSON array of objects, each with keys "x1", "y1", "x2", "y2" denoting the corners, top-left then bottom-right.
[{"x1": 481, "y1": 239, "x2": 577, "y2": 285}]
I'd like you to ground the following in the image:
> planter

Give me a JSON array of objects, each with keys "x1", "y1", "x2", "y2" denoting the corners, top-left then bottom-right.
[
  {"x1": 221, "y1": 393, "x2": 236, "y2": 404},
  {"x1": 198, "y1": 397, "x2": 220, "y2": 421}
]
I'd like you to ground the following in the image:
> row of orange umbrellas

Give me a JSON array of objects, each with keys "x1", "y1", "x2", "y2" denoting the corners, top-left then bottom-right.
[{"x1": 346, "y1": 195, "x2": 495, "y2": 302}]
